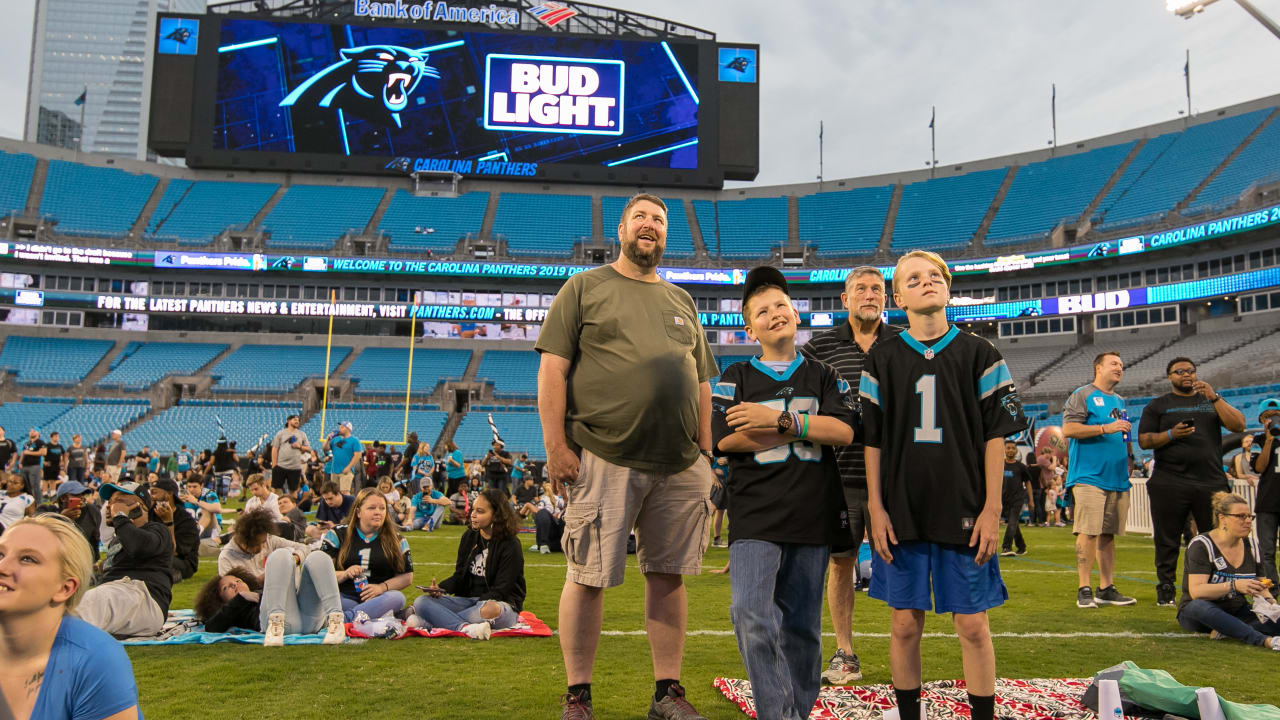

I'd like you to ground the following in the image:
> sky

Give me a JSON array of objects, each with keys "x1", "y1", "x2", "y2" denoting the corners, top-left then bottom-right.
[{"x1": 3, "y1": 0, "x2": 1280, "y2": 187}]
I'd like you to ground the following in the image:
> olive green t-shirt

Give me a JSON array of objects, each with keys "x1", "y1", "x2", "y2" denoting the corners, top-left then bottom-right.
[{"x1": 535, "y1": 265, "x2": 716, "y2": 474}]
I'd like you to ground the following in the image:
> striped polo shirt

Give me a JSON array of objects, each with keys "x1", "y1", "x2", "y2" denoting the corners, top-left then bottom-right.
[{"x1": 799, "y1": 320, "x2": 900, "y2": 489}]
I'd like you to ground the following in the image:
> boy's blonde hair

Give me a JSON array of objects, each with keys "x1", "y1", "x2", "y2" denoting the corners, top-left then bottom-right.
[{"x1": 891, "y1": 250, "x2": 952, "y2": 294}]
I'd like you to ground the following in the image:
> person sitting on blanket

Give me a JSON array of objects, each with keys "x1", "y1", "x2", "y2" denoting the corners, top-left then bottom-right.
[
  {"x1": 321, "y1": 487, "x2": 414, "y2": 622},
  {"x1": 277, "y1": 493, "x2": 308, "y2": 540},
  {"x1": 0, "y1": 514, "x2": 143, "y2": 719},
  {"x1": 78, "y1": 480, "x2": 174, "y2": 639},
  {"x1": 194, "y1": 549, "x2": 347, "y2": 646},
  {"x1": 531, "y1": 481, "x2": 565, "y2": 554},
  {"x1": 218, "y1": 508, "x2": 312, "y2": 578},
  {"x1": 149, "y1": 478, "x2": 201, "y2": 583},
  {"x1": 1177, "y1": 490, "x2": 1280, "y2": 649},
  {"x1": 408, "y1": 489, "x2": 526, "y2": 640}
]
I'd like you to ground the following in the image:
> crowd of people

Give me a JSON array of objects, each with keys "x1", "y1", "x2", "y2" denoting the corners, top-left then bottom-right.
[{"x1": 2, "y1": 194, "x2": 1279, "y2": 720}]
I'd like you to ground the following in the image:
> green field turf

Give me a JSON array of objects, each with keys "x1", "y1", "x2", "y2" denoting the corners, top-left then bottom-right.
[{"x1": 126, "y1": 523, "x2": 1280, "y2": 718}]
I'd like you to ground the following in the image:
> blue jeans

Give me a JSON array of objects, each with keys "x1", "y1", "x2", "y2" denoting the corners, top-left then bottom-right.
[
  {"x1": 339, "y1": 589, "x2": 406, "y2": 622},
  {"x1": 411, "y1": 507, "x2": 444, "y2": 531},
  {"x1": 1177, "y1": 598, "x2": 1280, "y2": 647},
  {"x1": 260, "y1": 549, "x2": 343, "y2": 634},
  {"x1": 411, "y1": 594, "x2": 519, "y2": 631},
  {"x1": 729, "y1": 540, "x2": 829, "y2": 720}
]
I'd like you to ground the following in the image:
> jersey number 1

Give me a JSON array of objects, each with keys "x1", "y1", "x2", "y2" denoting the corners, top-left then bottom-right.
[{"x1": 914, "y1": 375, "x2": 942, "y2": 443}]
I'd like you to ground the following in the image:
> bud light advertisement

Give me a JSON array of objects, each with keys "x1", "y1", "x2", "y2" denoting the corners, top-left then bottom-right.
[{"x1": 208, "y1": 18, "x2": 701, "y2": 173}]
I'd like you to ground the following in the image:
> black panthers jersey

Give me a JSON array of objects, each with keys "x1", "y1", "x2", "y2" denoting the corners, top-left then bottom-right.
[
  {"x1": 860, "y1": 326, "x2": 1028, "y2": 545},
  {"x1": 712, "y1": 354, "x2": 857, "y2": 546}
]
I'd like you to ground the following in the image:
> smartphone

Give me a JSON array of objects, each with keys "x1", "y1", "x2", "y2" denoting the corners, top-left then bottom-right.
[
  {"x1": 1182, "y1": 418, "x2": 1196, "y2": 429},
  {"x1": 68, "y1": 496, "x2": 82, "y2": 510},
  {"x1": 414, "y1": 584, "x2": 435, "y2": 592}
]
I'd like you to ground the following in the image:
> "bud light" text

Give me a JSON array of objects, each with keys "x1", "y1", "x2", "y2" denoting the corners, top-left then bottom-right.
[{"x1": 484, "y1": 54, "x2": 624, "y2": 135}]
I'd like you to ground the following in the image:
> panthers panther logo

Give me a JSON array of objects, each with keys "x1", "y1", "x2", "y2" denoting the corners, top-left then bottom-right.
[
  {"x1": 1002, "y1": 392, "x2": 1023, "y2": 420},
  {"x1": 279, "y1": 44, "x2": 440, "y2": 128},
  {"x1": 165, "y1": 27, "x2": 192, "y2": 44},
  {"x1": 723, "y1": 56, "x2": 752, "y2": 73}
]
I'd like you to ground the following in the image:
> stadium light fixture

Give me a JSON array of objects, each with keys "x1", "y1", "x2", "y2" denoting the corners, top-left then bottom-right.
[{"x1": 1167, "y1": 0, "x2": 1280, "y2": 41}]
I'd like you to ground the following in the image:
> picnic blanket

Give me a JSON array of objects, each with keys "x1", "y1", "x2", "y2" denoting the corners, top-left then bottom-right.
[
  {"x1": 714, "y1": 677, "x2": 1098, "y2": 720},
  {"x1": 123, "y1": 610, "x2": 551, "y2": 645},
  {"x1": 344, "y1": 610, "x2": 552, "y2": 639}
]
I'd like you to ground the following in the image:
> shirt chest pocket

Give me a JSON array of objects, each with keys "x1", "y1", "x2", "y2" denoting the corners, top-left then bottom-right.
[{"x1": 663, "y1": 312, "x2": 695, "y2": 346}]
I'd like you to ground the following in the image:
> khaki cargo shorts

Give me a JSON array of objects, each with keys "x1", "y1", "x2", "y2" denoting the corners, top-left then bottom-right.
[
  {"x1": 562, "y1": 447, "x2": 714, "y2": 588},
  {"x1": 1071, "y1": 484, "x2": 1129, "y2": 537}
]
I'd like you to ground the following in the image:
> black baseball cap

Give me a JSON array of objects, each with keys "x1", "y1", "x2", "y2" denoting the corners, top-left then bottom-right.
[{"x1": 741, "y1": 266, "x2": 789, "y2": 309}]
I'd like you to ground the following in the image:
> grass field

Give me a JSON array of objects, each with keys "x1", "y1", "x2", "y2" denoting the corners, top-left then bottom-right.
[{"x1": 126, "y1": 522, "x2": 1280, "y2": 718}]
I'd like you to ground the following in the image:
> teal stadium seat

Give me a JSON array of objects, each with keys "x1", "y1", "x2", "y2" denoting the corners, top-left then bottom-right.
[
  {"x1": 380, "y1": 190, "x2": 489, "y2": 253},
  {"x1": 600, "y1": 196, "x2": 696, "y2": 259},
  {"x1": 262, "y1": 185, "x2": 385, "y2": 250},
  {"x1": 797, "y1": 185, "x2": 893, "y2": 257},
  {"x1": 891, "y1": 168, "x2": 1006, "y2": 252},
  {"x1": 0, "y1": 337, "x2": 114, "y2": 387},
  {"x1": 491, "y1": 193, "x2": 591, "y2": 258},
  {"x1": 146, "y1": 181, "x2": 279, "y2": 246},
  {"x1": 39, "y1": 161, "x2": 157, "y2": 238},
  {"x1": 209, "y1": 345, "x2": 350, "y2": 393},
  {"x1": 0, "y1": 151, "x2": 37, "y2": 216},
  {"x1": 345, "y1": 348, "x2": 471, "y2": 396},
  {"x1": 97, "y1": 342, "x2": 228, "y2": 391}
]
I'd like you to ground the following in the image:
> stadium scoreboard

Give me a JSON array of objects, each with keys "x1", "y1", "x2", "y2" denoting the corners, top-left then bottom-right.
[{"x1": 149, "y1": 3, "x2": 760, "y2": 188}]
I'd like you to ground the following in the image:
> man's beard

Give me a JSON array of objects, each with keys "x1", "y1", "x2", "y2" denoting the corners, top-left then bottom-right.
[{"x1": 621, "y1": 237, "x2": 663, "y2": 269}]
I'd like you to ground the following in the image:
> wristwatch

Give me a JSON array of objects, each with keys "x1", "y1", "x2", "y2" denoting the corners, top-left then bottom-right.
[{"x1": 776, "y1": 410, "x2": 794, "y2": 435}]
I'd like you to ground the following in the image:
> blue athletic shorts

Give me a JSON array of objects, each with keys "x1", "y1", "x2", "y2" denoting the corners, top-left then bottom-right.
[{"x1": 868, "y1": 541, "x2": 1007, "y2": 614}]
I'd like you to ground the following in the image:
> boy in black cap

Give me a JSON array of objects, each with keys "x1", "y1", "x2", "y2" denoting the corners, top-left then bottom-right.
[
  {"x1": 149, "y1": 478, "x2": 201, "y2": 581},
  {"x1": 712, "y1": 266, "x2": 857, "y2": 720}
]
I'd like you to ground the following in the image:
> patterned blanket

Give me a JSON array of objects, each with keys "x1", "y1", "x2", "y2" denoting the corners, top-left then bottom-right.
[{"x1": 714, "y1": 677, "x2": 1099, "y2": 719}]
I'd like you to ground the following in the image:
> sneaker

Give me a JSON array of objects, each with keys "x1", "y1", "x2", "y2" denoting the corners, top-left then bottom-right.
[
  {"x1": 405, "y1": 614, "x2": 425, "y2": 630},
  {"x1": 263, "y1": 611, "x2": 286, "y2": 646},
  {"x1": 1209, "y1": 630, "x2": 1226, "y2": 641},
  {"x1": 821, "y1": 649, "x2": 863, "y2": 684},
  {"x1": 540, "y1": 545, "x2": 551, "y2": 554},
  {"x1": 529, "y1": 543, "x2": 541, "y2": 552},
  {"x1": 560, "y1": 693, "x2": 595, "y2": 720},
  {"x1": 1095, "y1": 585, "x2": 1137, "y2": 606},
  {"x1": 712, "y1": 537, "x2": 728, "y2": 548},
  {"x1": 1000, "y1": 549, "x2": 1016, "y2": 557},
  {"x1": 1054, "y1": 522, "x2": 1066, "y2": 527},
  {"x1": 1077, "y1": 586, "x2": 1097, "y2": 609},
  {"x1": 1015, "y1": 548, "x2": 1028, "y2": 556},
  {"x1": 322, "y1": 611, "x2": 346, "y2": 644},
  {"x1": 1156, "y1": 583, "x2": 1177, "y2": 607},
  {"x1": 461, "y1": 621, "x2": 492, "y2": 640},
  {"x1": 1268, "y1": 636, "x2": 1279, "y2": 651},
  {"x1": 648, "y1": 682, "x2": 705, "y2": 720}
]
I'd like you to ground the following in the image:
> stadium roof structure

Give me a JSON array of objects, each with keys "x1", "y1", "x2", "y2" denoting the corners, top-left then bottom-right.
[{"x1": 206, "y1": 0, "x2": 716, "y2": 40}]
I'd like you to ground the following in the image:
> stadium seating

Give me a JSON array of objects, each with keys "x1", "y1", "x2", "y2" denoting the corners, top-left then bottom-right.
[
  {"x1": 714, "y1": 196, "x2": 788, "y2": 259},
  {"x1": 491, "y1": 193, "x2": 591, "y2": 258},
  {"x1": 39, "y1": 160, "x2": 158, "y2": 238},
  {"x1": 1120, "y1": 327, "x2": 1273, "y2": 382},
  {"x1": 261, "y1": 185, "x2": 385, "y2": 249},
  {"x1": 96, "y1": 342, "x2": 228, "y2": 391},
  {"x1": 208, "y1": 345, "x2": 350, "y2": 393},
  {"x1": 0, "y1": 151, "x2": 37, "y2": 216},
  {"x1": 0, "y1": 399, "x2": 149, "y2": 447},
  {"x1": 299, "y1": 405, "x2": 448, "y2": 447},
  {"x1": 452, "y1": 408, "x2": 544, "y2": 459},
  {"x1": 797, "y1": 185, "x2": 893, "y2": 257},
  {"x1": 1094, "y1": 109, "x2": 1270, "y2": 229},
  {"x1": 146, "y1": 180, "x2": 279, "y2": 245},
  {"x1": 1186, "y1": 113, "x2": 1280, "y2": 214},
  {"x1": 381, "y1": 190, "x2": 489, "y2": 252},
  {"x1": 1197, "y1": 328, "x2": 1280, "y2": 384},
  {"x1": 124, "y1": 401, "x2": 301, "y2": 453},
  {"x1": 1090, "y1": 132, "x2": 1178, "y2": 227},
  {"x1": 998, "y1": 344, "x2": 1074, "y2": 391},
  {"x1": 344, "y1": 347, "x2": 471, "y2": 396},
  {"x1": 691, "y1": 199, "x2": 717, "y2": 254},
  {"x1": 474, "y1": 350, "x2": 539, "y2": 399},
  {"x1": 1022, "y1": 334, "x2": 1175, "y2": 398},
  {"x1": 601, "y1": 196, "x2": 696, "y2": 259},
  {"x1": 0, "y1": 337, "x2": 114, "y2": 387},
  {"x1": 891, "y1": 168, "x2": 1006, "y2": 252},
  {"x1": 985, "y1": 142, "x2": 1135, "y2": 245}
]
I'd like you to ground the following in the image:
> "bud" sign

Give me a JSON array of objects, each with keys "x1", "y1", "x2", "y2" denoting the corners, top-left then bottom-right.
[{"x1": 484, "y1": 53, "x2": 624, "y2": 135}]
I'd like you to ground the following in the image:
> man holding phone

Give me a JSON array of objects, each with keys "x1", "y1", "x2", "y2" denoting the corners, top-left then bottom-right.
[{"x1": 1138, "y1": 357, "x2": 1246, "y2": 607}]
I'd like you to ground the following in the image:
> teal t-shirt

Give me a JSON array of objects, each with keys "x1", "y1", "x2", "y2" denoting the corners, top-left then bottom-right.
[{"x1": 1063, "y1": 384, "x2": 1131, "y2": 492}]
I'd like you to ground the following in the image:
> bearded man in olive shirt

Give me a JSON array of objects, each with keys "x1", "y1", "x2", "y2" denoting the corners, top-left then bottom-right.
[{"x1": 537, "y1": 193, "x2": 717, "y2": 720}]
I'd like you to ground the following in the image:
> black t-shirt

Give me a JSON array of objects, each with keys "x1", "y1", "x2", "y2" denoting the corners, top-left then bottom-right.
[
  {"x1": 213, "y1": 448, "x2": 236, "y2": 473},
  {"x1": 44, "y1": 443, "x2": 65, "y2": 472},
  {"x1": 376, "y1": 451, "x2": 393, "y2": 478},
  {"x1": 711, "y1": 355, "x2": 857, "y2": 547},
  {"x1": 67, "y1": 446, "x2": 88, "y2": 469},
  {"x1": 1254, "y1": 433, "x2": 1280, "y2": 513},
  {"x1": 21, "y1": 438, "x2": 45, "y2": 467},
  {"x1": 1179, "y1": 533, "x2": 1257, "y2": 614},
  {"x1": 1139, "y1": 392, "x2": 1227, "y2": 486},
  {"x1": 133, "y1": 451, "x2": 151, "y2": 472},
  {"x1": 862, "y1": 328, "x2": 1029, "y2": 545},
  {"x1": 321, "y1": 524, "x2": 412, "y2": 598},
  {"x1": 402, "y1": 442, "x2": 419, "y2": 471},
  {"x1": 486, "y1": 450, "x2": 511, "y2": 479},
  {"x1": 1002, "y1": 460, "x2": 1032, "y2": 500},
  {"x1": 514, "y1": 484, "x2": 539, "y2": 505},
  {"x1": 0, "y1": 438, "x2": 15, "y2": 468},
  {"x1": 315, "y1": 494, "x2": 354, "y2": 525}
]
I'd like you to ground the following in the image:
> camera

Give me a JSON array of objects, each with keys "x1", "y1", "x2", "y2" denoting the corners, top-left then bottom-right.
[{"x1": 1269, "y1": 420, "x2": 1280, "y2": 438}]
